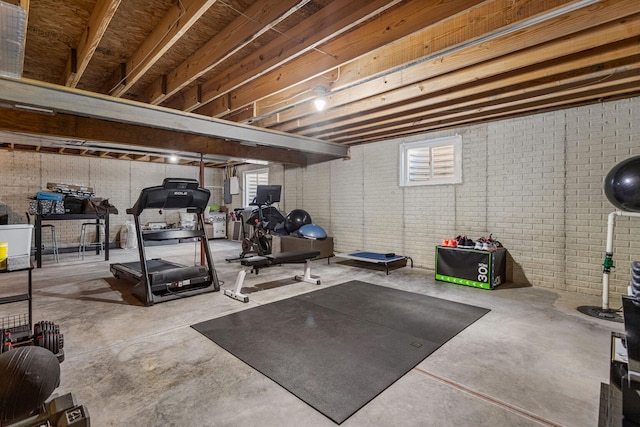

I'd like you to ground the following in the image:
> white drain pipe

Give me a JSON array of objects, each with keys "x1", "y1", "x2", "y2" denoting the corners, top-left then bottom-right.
[{"x1": 602, "y1": 211, "x2": 640, "y2": 309}]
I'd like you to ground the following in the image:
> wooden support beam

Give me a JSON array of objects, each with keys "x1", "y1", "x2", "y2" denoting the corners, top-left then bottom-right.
[
  {"x1": 143, "y1": 0, "x2": 310, "y2": 105},
  {"x1": 0, "y1": 109, "x2": 311, "y2": 166},
  {"x1": 169, "y1": 0, "x2": 404, "y2": 113},
  {"x1": 0, "y1": 77, "x2": 347, "y2": 159},
  {"x1": 273, "y1": 14, "x2": 640, "y2": 136},
  {"x1": 308, "y1": 42, "x2": 640, "y2": 139},
  {"x1": 331, "y1": 59, "x2": 640, "y2": 141},
  {"x1": 62, "y1": 0, "x2": 121, "y2": 88},
  {"x1": 194, "y1": 0, "x2": 486, "y2": 117},
  {"x1": 104, "y1": 0, "x2": 219, "y2": 97},
  {"x1": 329, "y1": 74, "x2": 640, "y2": 144},
  {"x1": 251, "y1": 0, "x2": 583, "y2": 123}
]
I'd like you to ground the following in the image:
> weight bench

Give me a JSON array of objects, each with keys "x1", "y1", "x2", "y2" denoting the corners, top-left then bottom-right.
[{"x1": 224, "y1": 250, "x2": 321, "y2": 303}]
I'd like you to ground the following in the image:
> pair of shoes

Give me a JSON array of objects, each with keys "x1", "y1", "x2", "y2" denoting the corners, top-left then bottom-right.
[
  {"x1": 474, "y1": 234, "x2": 504, "y2": 251},
  {"x1": 474, "y1": 237, "x2": 495, "y2": 251},
  {"x1": 441, "y1": 239, "x2": 457, "y2": 247},
  {"x1": 486, "y1": 234, "x2": 503, "y2": 251},
  {"x1": 457, "y1": 235, "x2": 475, "y2": 249}
]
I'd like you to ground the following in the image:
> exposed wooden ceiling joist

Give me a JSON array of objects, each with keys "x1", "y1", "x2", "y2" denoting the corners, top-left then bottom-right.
[
  {"x1": 165, "y1": 0, "x2": 405, "y2": 113},
  {"x1": 269, "y1": 12, "x2": 640, "y2": 138},
  {"x1": 143, "y1": 0, "x2": 311, "y2": 105},
  {"x1": 260, "y1": 0, "x2": 637, "y2": 131},
  {"x1": 104, "y1": 0, "x2": 219, "y2": 97},
  {"x1": 62, "y1": 0, "x2": 121, "y2": 88}
]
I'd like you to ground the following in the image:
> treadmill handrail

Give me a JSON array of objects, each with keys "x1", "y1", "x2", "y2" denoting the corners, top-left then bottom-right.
[{"x1": 142, "y1": 229, "x2": 205, "y2": 241}]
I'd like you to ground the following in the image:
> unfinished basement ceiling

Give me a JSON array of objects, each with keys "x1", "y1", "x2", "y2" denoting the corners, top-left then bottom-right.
[{"x1": 0, "y1": 0, "x2": 639, "y2": 167}]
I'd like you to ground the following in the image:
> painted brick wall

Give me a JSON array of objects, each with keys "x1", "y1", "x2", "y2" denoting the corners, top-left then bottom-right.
[
  {"x1": 284, "y1": 97, "x2": 640, "y2": 299},
  {"x1": 0, "y1": 153, "x2": 222, "y2": 248}
]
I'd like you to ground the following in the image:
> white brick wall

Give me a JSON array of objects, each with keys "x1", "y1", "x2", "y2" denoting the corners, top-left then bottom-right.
[
  {"x1": 0, "y1": 154, "x2": 223, "y2": 247},
  {"x1": 284, "y1": 97, "x2": 640, "y2": 299}
]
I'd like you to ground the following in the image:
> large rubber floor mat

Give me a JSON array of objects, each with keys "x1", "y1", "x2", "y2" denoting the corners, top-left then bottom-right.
[{"x1": 192, "y1": 280, "x2": 489, "y2": 424}]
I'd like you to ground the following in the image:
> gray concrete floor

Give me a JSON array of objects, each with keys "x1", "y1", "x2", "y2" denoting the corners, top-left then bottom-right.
[{"x1": 14, "y1": 240, "x2": 625, "y2": 426}]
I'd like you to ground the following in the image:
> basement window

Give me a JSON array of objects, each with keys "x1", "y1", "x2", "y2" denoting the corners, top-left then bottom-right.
[
  {"x1": 399, "y1": 135, "x2": 462, "y2": 186},
  {"x1": 243, "y1": 168, "x2": 269, "y2": 207}
]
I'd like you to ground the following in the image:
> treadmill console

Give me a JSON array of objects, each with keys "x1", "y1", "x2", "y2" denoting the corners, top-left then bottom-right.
[
  {"x1": 162, "y1": 178, "x2": 199, "y2": 190},
  {"x1": 127, "y1": 178, "x2": 210, "y2": 215}
]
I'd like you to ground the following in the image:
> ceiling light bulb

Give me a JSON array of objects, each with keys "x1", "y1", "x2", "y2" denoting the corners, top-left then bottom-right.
[
  {"x1": 169, "y1": 154, "x2": 178, "y2": 163},
  {"x1": 314, "y1": 97, "x2": 327, "y2": 111},
  {"x1": 313, "y1": 86, "x2": 329, "y2": 111}
]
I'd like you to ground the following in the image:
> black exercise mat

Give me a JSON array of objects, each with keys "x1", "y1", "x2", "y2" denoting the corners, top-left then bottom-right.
[{"x1": 192, "y1": 280, "x2": 489, "y2": 424}]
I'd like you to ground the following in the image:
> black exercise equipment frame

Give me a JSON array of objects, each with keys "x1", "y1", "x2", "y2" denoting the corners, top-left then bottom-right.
[
  {"x1": 226, "y1": 185, "x2": 282, "y2": 262},
  {"x1": 111, "y1": 178, "x2": 220, "y2": 306}
]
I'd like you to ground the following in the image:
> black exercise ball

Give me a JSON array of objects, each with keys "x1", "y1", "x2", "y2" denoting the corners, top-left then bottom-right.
[
  {"x1": 604, "y1": 156, "x2": 640, "y2": 212},
  {"x1": 0, "y1": 346, "x2": 60, "y2": 421},
  {"x1": 284, "y1": 209, "x2": 312, "y2": 233}
]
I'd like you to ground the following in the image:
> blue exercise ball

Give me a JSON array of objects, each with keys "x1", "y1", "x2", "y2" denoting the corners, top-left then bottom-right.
[
  {"x1": 298, "y1": 224, "x2": 327, "y2": 240},
  {"x1": 285, "y1": 209, "x2": 312, "y2": 233},
  {"x1": 604, "y1": 156, "x2": 640, "y2": 212}
]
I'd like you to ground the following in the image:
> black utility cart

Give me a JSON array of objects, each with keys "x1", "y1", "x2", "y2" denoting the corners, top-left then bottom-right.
[
  {"x1": 0, "y1": 264, "x2": 64, "y2": 362},
  {"x1": 110, "y1": 178, "x2": 220, "y2": 306}
]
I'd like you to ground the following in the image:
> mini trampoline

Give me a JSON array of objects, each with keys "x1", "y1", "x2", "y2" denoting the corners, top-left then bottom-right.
[{"x1": 334, "y1": 251, "x2": 413, "y2": 275}]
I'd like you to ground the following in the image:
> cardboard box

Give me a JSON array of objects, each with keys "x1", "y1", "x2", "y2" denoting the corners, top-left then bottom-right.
[{"x1": 273, "y1": 235, "x2": 334, "y2": 259}]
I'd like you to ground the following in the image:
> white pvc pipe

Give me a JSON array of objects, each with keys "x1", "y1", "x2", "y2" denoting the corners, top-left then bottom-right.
[{"x1": 602, "y1": 210, "x2": 640, "y2": 309}]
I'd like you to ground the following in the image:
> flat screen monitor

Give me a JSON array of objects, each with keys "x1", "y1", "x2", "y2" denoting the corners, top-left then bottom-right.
[{"x1": 254, "y1": 185, "x2": 281, "y2": 205}]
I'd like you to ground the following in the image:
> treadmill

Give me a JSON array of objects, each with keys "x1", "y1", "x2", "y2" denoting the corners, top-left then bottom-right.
[{"x1": 110, "y1": 178, "x2": 220, "y2": 306}]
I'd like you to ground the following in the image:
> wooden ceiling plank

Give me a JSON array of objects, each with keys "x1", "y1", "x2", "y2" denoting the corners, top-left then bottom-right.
[
  {"x1": 329, "y1": 74, "x2": 640, "y2": 144},
  {"x1": 251, "y1": 0, "x2": 582, "y2": 122},
  {"x1": 169, "y1": 0, "x2": 404, "y2": 113},
  {"x1": 0, "y1": 109, "x2": 309, "y2": 166},
  {"x1": 267, "y1": 4, "x2": 640, "y2": 132},
  {"x1": 144, "y1": 0, "x2": 310, "y2": 105},
  {"x1": 105, "y1": 0, "x2": 219, "y2": 97},
  {"x1": 62, "y1": 0, "x2": 122, "y2": 88}
]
